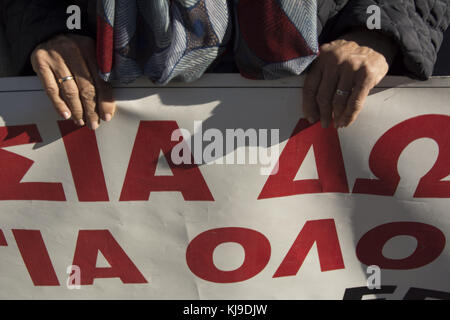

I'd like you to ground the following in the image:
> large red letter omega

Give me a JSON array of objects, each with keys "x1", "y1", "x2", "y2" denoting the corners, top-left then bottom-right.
[{"x1": 353, "y1": 115, "x2": 450, "y2": 197}]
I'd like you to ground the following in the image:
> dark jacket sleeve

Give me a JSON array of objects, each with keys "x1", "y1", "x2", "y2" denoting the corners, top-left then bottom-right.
[
  {"x1": 1, "y1": 0, "x2": 92, "y2": 76},
  {"x1": 321, "y1": 0, "x2": 450, "y2": 80}
]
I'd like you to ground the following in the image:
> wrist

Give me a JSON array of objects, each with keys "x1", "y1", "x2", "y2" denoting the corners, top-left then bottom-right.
[{"x1": 340, "y1": 28, "x2": 399, "y2": 65}]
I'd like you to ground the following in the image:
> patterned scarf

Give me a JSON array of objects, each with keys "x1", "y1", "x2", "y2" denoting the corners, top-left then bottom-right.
[{"x1": 96, "y1": 0, "x2": 319, "y2": 84}]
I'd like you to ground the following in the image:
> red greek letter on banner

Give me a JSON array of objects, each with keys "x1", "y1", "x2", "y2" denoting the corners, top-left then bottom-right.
[
  {"x1": 120, "y1": 121, "x2": 214, "y2": 201},
  {"x1": 0, "y1": 125, "x2": 65, "y2": 201},
  {"x1": 186, "y1": 227, "x2": 271, "y2": 283},
  {"x1": 12, "y1": 229, "x2": 60, "y2": 286},
  {"x1": 273, "y1": 219, "x2": 345, "y2": 277},
  {"x1": 72, "y1": 230, "x2": 147, "y2": 285},
  {"x1": 0, "y1": 230, "x2": 7, "y2": 246},
  {"x1": 353, "y1": 114, "x2": 450, "y2": 197},
  {"x1": 356, "y1": 222, "x2": 445, "y2": 269},
  {"x1": 258, "y1": 120, "x2": 349, "y2": 199},
  {"x1": 58, "y1": 121, "x2": 109, "y2": 202}
]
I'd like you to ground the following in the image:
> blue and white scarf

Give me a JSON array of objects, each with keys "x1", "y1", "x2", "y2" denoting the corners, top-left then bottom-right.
[{"x1": 97, "y1": 0, "x2": 319, "y2": 84}]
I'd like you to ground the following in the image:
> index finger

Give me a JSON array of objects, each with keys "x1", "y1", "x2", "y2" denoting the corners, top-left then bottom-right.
[
  {"x1": 302, "y1": 65, "x2": 322, "y2": 124},
  {"x1": 75, "y1": 36, "x2": 116, "y2": 122},
  {"x1": 85, "y1": 57, "x2": 116, "y2": 122}
]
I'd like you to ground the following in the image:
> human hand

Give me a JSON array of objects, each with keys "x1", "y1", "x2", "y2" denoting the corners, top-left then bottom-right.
[
  {"x1": 30, "y1": 34, "x2": 115, "y2": 130},
  {"x1": 302, "y1": 30, "x2": 398, "y2": 128}
]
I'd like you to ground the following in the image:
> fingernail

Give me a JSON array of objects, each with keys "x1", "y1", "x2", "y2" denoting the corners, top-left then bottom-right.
[
  {"x1": 90, "y1": 121, "x2": 99, "y2": 130},
  {"x1": 77, "y1": 119, "x2": 85, "y2": 126},
  {"x1": 63, "y1": 112, "x2": 71, "y2": 120},
  {"x1": 104, "y1": 113, "x2": 112, "y2": 122}
]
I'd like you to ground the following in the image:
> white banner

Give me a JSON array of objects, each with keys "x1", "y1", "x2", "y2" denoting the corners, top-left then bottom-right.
[{"x1": 0, "y1": 75, "x2": 449, "y2": 300}]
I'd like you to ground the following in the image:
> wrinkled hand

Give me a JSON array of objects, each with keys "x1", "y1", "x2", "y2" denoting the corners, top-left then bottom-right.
[
  {"x1": 302, "y1": 30, "x2": 398, "y2": 128},
  {"x1": 31, "y1": 34, "x2": 115, "y2": 130}
]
